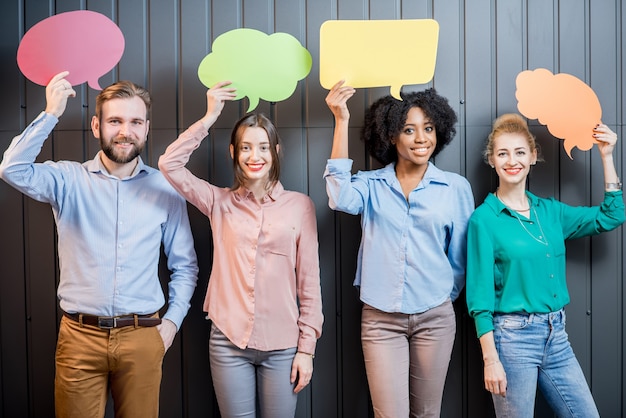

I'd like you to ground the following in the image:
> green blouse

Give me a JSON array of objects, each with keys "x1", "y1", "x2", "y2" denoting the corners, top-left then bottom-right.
[{"x1": 466, "y1": 190, "x2": 624, "y2": 338}]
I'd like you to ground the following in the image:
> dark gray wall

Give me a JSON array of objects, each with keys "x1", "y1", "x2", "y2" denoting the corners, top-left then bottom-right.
[{"x1": 0, "y1": 1, "x2": 623, "y2": 417}]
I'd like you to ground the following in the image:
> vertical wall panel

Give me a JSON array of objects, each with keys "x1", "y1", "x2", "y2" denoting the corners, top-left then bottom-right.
[
  {"x1": 588, "y1": 1, "x2": 622, "y2": 415},
  {"x1": 0, "y1": 154, "x2": 29, "y2": 417},
  {"x1": 0, "y1": 0, "x2": 23, "y2": 133},
  {"x1": 275, "y1": 0, "x2": 308, "y2": 130},
  {"x1": 432, "y1": 0, "x2": 462, "y2": 172},
  {"x1": 0, "y1": 1, "x2": 28, "y2": 417},
  {"x1": 305, "y1": 0, "x2": 336, "y2": 128},
  {"x1": 308, "y1": 125, "x2": 344, "y2": 418},
  {"x1": 557, "y1": 5, "x2": 594, "y2": 409},
  {"x1": 526, "y1": 1, "x2": 559, "y2": 199},
  {"x1": 494, "y1": 0, "x2": 524, "y2": 113}
]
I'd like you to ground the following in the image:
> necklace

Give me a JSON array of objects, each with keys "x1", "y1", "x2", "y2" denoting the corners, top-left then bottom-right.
[
  {"x1": 495, "y1": 190, "x2": 530, "y2": 212},
  {"x1": 511, "y1": 206, "x2": 549, "y2": 246},
  {"x1": 495, "y1": 191, "x2": 548, "y2": 246}
]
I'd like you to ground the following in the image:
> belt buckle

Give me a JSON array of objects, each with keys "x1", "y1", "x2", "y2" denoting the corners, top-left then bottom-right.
[{"x1": 98, "y1": 317, "x2": 117, "y2": 329}]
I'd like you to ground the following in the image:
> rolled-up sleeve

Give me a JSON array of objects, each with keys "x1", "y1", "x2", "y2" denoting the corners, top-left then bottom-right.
[{"x1": 323, "y1": 158, "x2": 367, "y2": 215}]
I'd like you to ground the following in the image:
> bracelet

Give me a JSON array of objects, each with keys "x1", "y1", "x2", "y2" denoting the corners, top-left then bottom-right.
[
  {"x1": 605, "y1": 181, "x2": 622, "y2": 190},
  {"x1": 297, "y1": 351, "x2": 315, "y2": 359},
  {"x1": 484, "y1": 360, "x2": 500, "y2": 367}
]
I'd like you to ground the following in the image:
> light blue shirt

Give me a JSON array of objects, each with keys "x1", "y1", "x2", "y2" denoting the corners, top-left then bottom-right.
[
  {"x1": 0, "y1": 112, "x2": 198, "y2": 329},
  {"x1": 324, "y1": 159, "x2": 474, "y2": 313}
]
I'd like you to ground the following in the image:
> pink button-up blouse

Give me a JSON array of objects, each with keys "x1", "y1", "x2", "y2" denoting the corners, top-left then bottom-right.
[{"x1": 158, "y1": 121, "x2": 323, "y2": 354}]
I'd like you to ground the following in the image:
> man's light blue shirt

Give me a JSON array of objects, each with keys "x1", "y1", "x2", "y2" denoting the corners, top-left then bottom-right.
[
  {"x1": 0, "y1": 112, "x2": 198, "y2": 329},
  {"x1": 324, "y1": 159, "x2": 474, "y2": 314}
]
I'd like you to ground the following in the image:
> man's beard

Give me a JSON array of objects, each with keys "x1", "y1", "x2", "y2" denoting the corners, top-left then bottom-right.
[{"x1": 100, "y1": 136, "x2": 144, "y2": 164}]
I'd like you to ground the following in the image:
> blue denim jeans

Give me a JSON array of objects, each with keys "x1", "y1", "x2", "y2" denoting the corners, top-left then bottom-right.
[
  {"x1": 209, "y1": 324, "x2": 298, "y2": 418},
  {"x1": 492, "y1": 309, "x2": 599, "y2": 418}
]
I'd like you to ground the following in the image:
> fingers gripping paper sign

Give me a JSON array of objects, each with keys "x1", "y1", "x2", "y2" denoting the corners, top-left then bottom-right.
[
  {"x1": 17, "y1": 10, "x2": 125, "y2": 90},
  {"x1": 198, "y1": 28, "x2": 312, "y2": 112},
  {"x1": 515, "y1": 68, "x2": 602, "y2": 159},
  {"x1": 319, "y1": 19, "x2": 439, "y2": 99}
]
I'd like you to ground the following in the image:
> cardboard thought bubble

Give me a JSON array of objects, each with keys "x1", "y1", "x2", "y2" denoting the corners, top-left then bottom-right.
[
  {"x1": 516, "y1": 68, "x2": 602, "y2": 159},
  {"x1": 17, "y1": 10, "x2": 125, "y2": 90},
  {"x1": 319, "y1": 19, "x2": 439, "y2": 99},
  {"x1": 198, "y1": 28, "x2": 312, "y2": 112}
]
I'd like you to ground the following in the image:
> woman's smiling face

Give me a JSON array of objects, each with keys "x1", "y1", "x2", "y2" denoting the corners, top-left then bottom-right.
[
  {"x1": 490, "y1": 132, "x2": 537, "y2": 186},
  {"x1": 393, "y1": 106, "x2": 437, "y2": 168},
  {"x1": 234, "y1": 126, "x2": 274, "y2": 185}
]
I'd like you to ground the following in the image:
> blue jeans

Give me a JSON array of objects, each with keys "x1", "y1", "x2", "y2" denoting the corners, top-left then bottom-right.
[
  {"x1": 492, "y1": 310, "x2": 599, "y2": 418},
  {"x1": 209, "y1": 324, "x2": 298, "y2": 418},
  {"x1": 361, "y1": 299, "x2": 456, "y2": 418}
]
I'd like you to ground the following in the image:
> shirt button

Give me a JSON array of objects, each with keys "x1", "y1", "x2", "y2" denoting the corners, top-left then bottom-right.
[
  {"x1": 546, "y1": 253, "x2": 551, "y2": 258},
  {"x1": 550, "y1": 274, "x2": 554, "y2": 278}
]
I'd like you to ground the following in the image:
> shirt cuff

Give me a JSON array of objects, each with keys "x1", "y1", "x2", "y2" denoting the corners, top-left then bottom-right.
[{"x1": 325, "y1": 158, "x2": 353, "y2": 175}]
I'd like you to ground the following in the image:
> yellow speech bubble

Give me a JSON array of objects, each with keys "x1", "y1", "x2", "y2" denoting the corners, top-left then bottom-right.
[{"x1": 319, "y1": 19, "x2": 439, "y2": 99}]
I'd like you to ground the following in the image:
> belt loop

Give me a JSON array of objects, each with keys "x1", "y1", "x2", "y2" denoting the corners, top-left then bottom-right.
[
  {"x1": 527, "y1": 313, "x2": 534, "y2": 324},
  {"x1": 134, "y1": 314, "x2": 139, "y2": 328},
  {"x1": 78, "y1": 313, "x2": 84, "y2": 328}
]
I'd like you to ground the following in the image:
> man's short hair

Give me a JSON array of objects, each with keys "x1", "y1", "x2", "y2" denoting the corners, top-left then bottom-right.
[{"x1": 95, "y1": 81, "x2": 151, "y2": 120}]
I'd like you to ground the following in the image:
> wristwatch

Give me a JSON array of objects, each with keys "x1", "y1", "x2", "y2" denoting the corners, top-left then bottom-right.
[{"x1": 605, "y1": 179, "x2": 622, "y2": 190}]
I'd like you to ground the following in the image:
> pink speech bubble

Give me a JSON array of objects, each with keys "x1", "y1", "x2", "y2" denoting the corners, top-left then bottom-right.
[{"x1": 17, "y1": 10, "x2": 125, "y2": 90}]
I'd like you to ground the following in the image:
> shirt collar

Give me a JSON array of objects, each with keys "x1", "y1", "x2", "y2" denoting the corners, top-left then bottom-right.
[
  {"x1": 485, "y1": 190, "x2": 540, "y2": 216},
  {"x1": 234, "y1": 181, "x2": 285, "y2": 203},
  {"x1": 85, "y1": 151, "x2": 149, "y2": 179},
  {"x1": 377, "y1": 161, "x2": 449, "y2": 187}
]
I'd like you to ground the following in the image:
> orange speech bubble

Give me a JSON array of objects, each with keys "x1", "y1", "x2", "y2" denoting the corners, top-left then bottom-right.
[
  {"x1": 320, "y1": 19, "x2": 439, "y2": 99},
  {"x1": 515, "y1": 68, "x2": 601, "y2": 159}
]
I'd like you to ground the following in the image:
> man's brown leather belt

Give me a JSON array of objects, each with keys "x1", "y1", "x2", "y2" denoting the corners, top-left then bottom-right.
[{"x1": 63, "y1": 312, "x2": 161, "y2": 329}]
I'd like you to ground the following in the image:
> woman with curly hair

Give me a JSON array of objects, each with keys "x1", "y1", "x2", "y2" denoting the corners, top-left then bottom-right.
[{"x1": 324, "y1": 81, "x2": 474, "y2": 417}]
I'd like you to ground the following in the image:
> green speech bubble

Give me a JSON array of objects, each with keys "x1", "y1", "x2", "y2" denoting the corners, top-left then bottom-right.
[{"x1": 198, "y1": 28, "x2": 312, "y2": 112}]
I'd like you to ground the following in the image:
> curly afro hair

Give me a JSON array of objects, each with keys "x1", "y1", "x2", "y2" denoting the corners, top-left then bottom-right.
[{"x1": 361, "y1": 88, "x2": 457, "y2": 165}]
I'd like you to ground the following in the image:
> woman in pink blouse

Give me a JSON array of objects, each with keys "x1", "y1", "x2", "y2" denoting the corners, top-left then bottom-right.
[{"x1": 158, "y1": 81, "x2": 323, "y2": 418}]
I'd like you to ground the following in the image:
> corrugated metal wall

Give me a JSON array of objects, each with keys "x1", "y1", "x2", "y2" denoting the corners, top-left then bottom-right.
[{"x1": 0, "y1": 1, "x2": 623, "y2": 417}]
